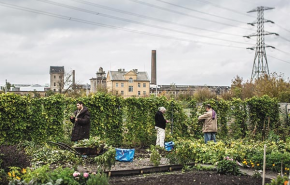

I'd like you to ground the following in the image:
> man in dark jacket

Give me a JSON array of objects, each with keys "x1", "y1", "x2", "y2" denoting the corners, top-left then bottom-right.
[
  {"x1": 70, "y1": 101, "x2": 91, "y2": 141},
  {"x1": 155, "y1": 107, "x2": 169, "y2": 148}
]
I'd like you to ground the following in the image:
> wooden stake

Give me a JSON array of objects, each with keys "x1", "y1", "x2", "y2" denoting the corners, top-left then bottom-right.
[{"x1": 262, "y1": 144, "x2": 266, "y2": 185}]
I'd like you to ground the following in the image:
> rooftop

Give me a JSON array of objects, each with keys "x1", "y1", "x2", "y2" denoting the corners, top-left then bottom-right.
[{"x1": 50, "y1": 66, "x2": 64, "y2": 74}]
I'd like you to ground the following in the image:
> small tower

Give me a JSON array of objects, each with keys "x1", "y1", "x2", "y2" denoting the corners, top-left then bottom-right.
[
  {"x1": 90, "y1": 67, "x2": 106, "y2": 93},
  {"x1": 50, "y1": 66, "x2": 64, "y2": 92}
]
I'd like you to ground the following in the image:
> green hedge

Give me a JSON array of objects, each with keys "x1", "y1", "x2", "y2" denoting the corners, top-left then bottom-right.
[{"x1": 0, "y1": 93, "x2": 282, "y2": 145}]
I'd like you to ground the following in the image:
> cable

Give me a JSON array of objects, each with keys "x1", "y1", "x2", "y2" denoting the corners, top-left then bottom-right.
[
  {"x1": 37, "y1": 0, "x2": 251, "y2": 45},
  {"x1": 154, "y1": 0, "x2": 247, "y2": 24},
  {"x1": 68, "y1": 0, "x2": 244, "y2": 37},
  {"x1": 268, "y1": 55, "x2": 290, "y2": 64},
  {"x1": 276, "y1": 24, "x2": 290, "y2": 34},
  {"x1": 191, "y1": 0, "x2": 255, "y2": 19},
  {"x1": 275, "y1": 48, "x2": 290, "y2": 56},
  {"x1": 279, "y1": 36, "x2": 290, "y2": 43},
  {"x1": 0, "y1": 1, "x2": 247, "y2": 49},
  {"x1": 129, "y1": 0, "x2": 253, "y2": 31},
  {"x1": 193, "y1": 0, "x2": 290, "y2": 39}
]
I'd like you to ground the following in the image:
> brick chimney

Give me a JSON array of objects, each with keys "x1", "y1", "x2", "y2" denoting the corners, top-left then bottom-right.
[{"x1": 151, "y1": 50, "x2": 156, "y2": 85}]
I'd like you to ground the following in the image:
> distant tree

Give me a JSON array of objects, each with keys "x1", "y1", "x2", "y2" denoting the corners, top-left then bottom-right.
[
  {"x1": 45, "y1": 89, "x2": 55, "y2": 97},
  {"x1": 32, "y1": 90, "x2": 41, "y2": 98},
  {"x1": 231, "y1": 76, "x2": 243, "y2": 98},
  {"x1": 254, "y1": 73, "x2": 290, "y2": 98},
  {"x1": 241, "y1": 81, "x2": 255, "y2": 100},
  {"x1": 194, "y1": 87, "x2": 216, "y2": 102},
  {"x1": 228, "y1": 73, "x2": 290, "y2": 101}
]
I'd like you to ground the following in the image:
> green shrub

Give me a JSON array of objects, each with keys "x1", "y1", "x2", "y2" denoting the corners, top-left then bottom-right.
[
  {"x1": 217, "y1": 158, "x2": 241, "y2": 176},
  {"x1": 86, "y1": 172, "x2": 109, "y2": 185},
  {"x1": 0, "y1": 145, "x2": 30, "y2": 172},
  {"x1": 266, "y1": 175, "x2": 288, "y2": 185},
  {"x1": 150, "y1": 145, "x2": 161, "y2": 167}
]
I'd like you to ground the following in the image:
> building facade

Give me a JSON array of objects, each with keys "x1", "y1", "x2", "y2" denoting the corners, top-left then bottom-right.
[
  {"x1": 50, "y1": 66, "x2": 64, "y2": 92},
  {"x1": 90, "y1": 67, "x2": 107, "y2": 93},
  {"x1": 150, "y1": 84, "x2": 230, "y2": 97},
  {"x1": 107, "y1": 69, "x2": 150, "y2": 98}
]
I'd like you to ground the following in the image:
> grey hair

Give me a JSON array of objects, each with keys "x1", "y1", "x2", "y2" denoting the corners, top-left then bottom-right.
[{"x1": 159, "y1": 107, "x2": 166, "y2": 112}]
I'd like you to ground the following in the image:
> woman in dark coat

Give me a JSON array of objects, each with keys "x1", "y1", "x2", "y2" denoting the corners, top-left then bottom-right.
[{"x1": 70, "y1": 101, "x2": 90, "y2": 141}]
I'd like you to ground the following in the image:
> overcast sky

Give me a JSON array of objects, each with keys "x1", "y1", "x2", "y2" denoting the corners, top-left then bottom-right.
[{"x1": 0, "y1": 0, "x2": 289, "y2": 86}]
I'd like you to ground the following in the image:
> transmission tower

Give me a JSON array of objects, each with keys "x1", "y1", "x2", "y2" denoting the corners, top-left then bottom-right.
[{"x1": 244, "y1": 6, "x2": 278, "y2": 81}]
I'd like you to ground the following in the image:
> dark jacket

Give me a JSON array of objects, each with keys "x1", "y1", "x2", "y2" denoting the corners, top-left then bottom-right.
[
  {"x1": 70, "y1": 106, "x2": 90, "y2": 141},
  {"x1": 155, "y1": 111, "x2": 166, "y2": 129}
]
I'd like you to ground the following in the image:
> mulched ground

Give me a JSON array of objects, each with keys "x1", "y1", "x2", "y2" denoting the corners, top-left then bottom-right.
[{"x1": 109, "y1": 170, "x2": 272, "y2": 185}]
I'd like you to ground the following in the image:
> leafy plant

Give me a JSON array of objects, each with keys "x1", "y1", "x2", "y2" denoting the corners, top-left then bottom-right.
[
  {"x1": 30, "y1": 144, "x2": 81, "y2": 167},
  {"x1": 266, "y1": 175, "x2": 288, "y2": 185},
  {"x1": 94, "y1": 147, "x2": 116, "y2": 171},
  {"x1": 86, "y1": 171, "x2": 109, "y2": 185},
  {"x1": 217, "y1": 157, "x2": 241, "y2": 176},
  {"x1": 72, "y1": 137, "x2": 105, "y2": 148},
  {"x1": 150, "y1": 145, "x2": 161, "y2": 167},
  {"x1": 49, "y1": 167, "x2": 79, "y2": 185}
]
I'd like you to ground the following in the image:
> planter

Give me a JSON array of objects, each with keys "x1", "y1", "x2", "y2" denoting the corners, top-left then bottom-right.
[{"x1": 74, "y1": 145, "x2": 104, "y2": 155}]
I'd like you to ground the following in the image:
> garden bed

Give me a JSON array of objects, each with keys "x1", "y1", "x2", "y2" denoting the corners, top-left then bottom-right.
[{"x1": 109, "y1": 170, "x2": 272, "y2": 185}]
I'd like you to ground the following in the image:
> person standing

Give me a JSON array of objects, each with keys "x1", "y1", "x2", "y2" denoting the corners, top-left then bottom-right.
[
  {"x1": 155, "y1": 107, "x2": 170, "y2": 148},
  {"x1": 70, "y1": 101, "x2": 91, "y2": 142},
  {"x1": 198, "y1": 104, "x2": 217, "y2": 144}
]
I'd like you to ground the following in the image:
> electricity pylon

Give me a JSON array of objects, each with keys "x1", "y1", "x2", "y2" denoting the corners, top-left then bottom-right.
[{"x1": 243, "y1": 6, "x2": 278, "y2": 81}]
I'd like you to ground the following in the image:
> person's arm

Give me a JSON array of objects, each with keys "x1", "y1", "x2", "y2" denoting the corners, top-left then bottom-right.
[
  {"x1": 198, "y1": 112, "x2": 210, "y2": 121},
  {"x1": 70, "y1": 111, "x2": 76, "y2": 123}
]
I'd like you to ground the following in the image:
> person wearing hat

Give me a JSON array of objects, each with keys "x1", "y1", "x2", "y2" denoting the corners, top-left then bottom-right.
[
  {"x1": 198, "y1": 104, "x2": 217, "y2": 144},
  {"x1": 155, "y1": 107, "x2": 170, "y2": 148}
]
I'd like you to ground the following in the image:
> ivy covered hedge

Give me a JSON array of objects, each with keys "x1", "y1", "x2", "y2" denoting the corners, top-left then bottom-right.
[{"x1": 0, "y1": 93, "x2": 284, "y2": 145}]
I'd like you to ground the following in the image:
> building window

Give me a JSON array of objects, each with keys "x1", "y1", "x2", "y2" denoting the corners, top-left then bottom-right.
[
  {"x1": 59, "y1": 75, "x2": 62, "y2": 79},
  {"x1": 54, "y1": 82, "x2": 56, "y2": 86},
  {"x1": 121, "y1": 91, "x2": 124, "y2": 95},
  {"x1": 121, "y1": 83, "x2": 124, "y2": 87},
  {"x1": 138, "y1": 83, "x2": 140, "y2": 87},
  {"x1": 129, "y1": 86, "x2": 133, "y2": 92},
  {"x1": 143, "y1": 83, "x2": 146, "y2": 87},
  {"x1": 138, "y1": 91, "x2": 140, "y2": 96},
  {"x1": 53, "y1": 89, "x2": 56, "y2": 92},
  {"x1": 116, "y1": 83, "x2": 118, "y2": 87},
  {"x1": 129, "y1": 78, "x2": 133, "y2": 83},
  {"x1": 54, "y1": 75, "x2": 56, "y2": 79},
  {"x1": 143, "y1": 91, "x2": 146, "y2": 95},
  {"x1": 116, "y1": 91, "x2": 118, "y2": 95}
]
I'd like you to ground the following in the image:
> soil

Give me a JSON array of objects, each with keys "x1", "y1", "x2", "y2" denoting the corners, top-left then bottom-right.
[{"x1": 109, "y1": 170, "x2": 272, "y2": 185}]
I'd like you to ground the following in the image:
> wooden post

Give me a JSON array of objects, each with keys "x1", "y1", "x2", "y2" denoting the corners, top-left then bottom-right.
[{"x1": 262, "y1": 144, "x2": 266, "y2": 185}]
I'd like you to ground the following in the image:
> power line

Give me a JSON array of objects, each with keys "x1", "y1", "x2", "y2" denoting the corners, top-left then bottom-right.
[
  {"x1": 279, "y1": 35, "x2": 290, "y2": 43},
  {"x1": 276, "y1": 24, "x2": 290, "y2": 34},
  {"x1": 191, "y1": 0, "x2": 256, "y2": 19},
  {"x1": 37, "y1": 0, "x2": 251, "y2": 45},
  {"x1": 68, "y1": 0, "x2": 244, "y2": 37},
  {"x1": 154, "y1": 0, "x2": 246, "y2": 24},
  {"x1": 192, "y1": 0, "x2": 290, "y2": 41},
  {"x1": 275, "y1": 48, "x2": 290, "y2": 56},
  {"x1": 0, "y1": 1, "x2": 247, "y2": 49},
  {"x1": 268, "y1": 55, "x2": 290, "y2": 64},
  {"x1": 129, "y1": 0, "x2": 252, "y2": 31}
]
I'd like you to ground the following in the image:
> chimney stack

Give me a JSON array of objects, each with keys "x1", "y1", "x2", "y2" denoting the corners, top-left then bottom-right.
[
  {"x1": 72, "y1": 70, "x2": 75, "y2": 90},
  {"x1": 151, "y1": 50, "x2": 156, "y2": 85}
]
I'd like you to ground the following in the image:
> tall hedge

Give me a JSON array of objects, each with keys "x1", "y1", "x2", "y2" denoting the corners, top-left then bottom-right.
[{"x1": 0, "y1": 93, "x2": 282, "y2": 145}]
